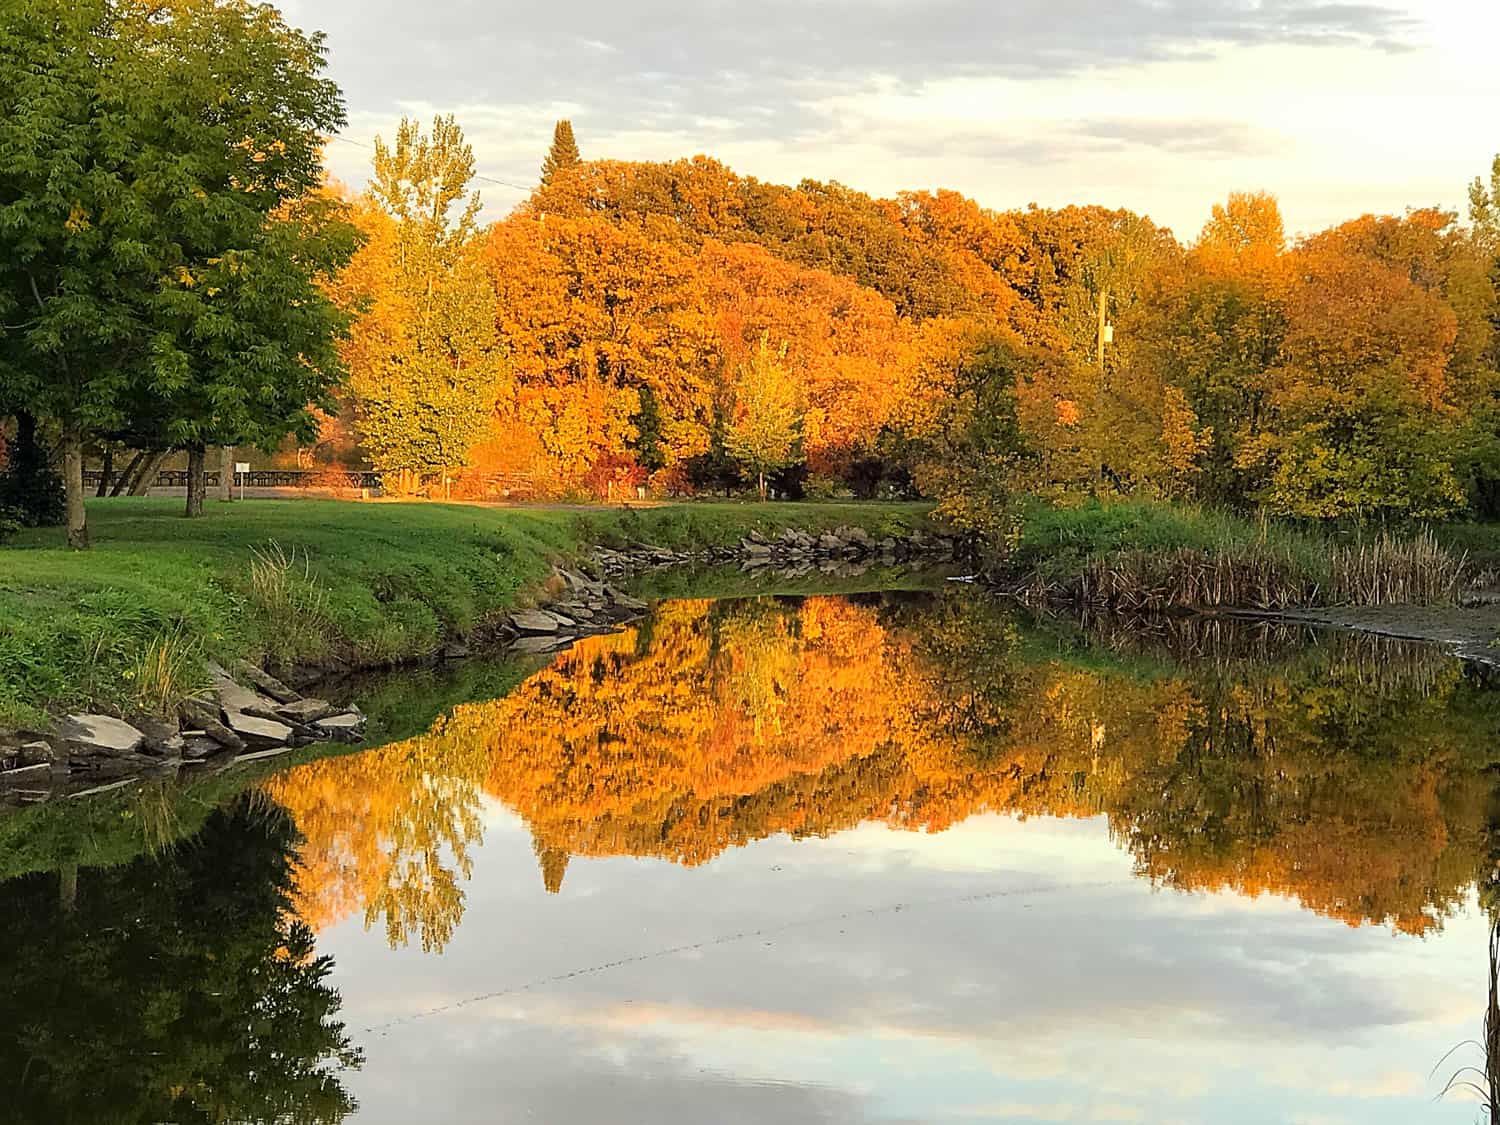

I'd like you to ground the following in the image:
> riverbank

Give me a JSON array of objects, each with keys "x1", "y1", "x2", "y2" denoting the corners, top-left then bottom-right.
[
  {"x1": 0, "y1": 498, "x2": 941, "y2": 730},
  {"x1": 992, "y1": 499, "x2": 1475, "y2": 611}
]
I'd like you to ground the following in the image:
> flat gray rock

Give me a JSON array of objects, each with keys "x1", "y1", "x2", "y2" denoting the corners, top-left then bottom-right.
[
  {"x1": 16, "y1": 741, "x2": 57, "y2": 765},
  {"x1": 207, "y1": 664, "x2": 278, "y2": 714},
  {"x1": 177, "y1": 698, "x2": 245, "y2": 751},
  {"x1": 223, "y1": 711, "x2": 294, "y2": 748},
  {"x1": 0, "y1": 762, "x2": 50, "y2": 784},
  {"x1": 276, "y1": 697, "x2": 336, "y2": 724},
  {"x1": 182, "y1": 737, "x2": 222, "y2": 760},
  {"x1": 57, "y1": 714, "x2": 145, "y2": 755},
  {"x1": 510, "y1": 609, "x2": 560, "y2": 634},
  {"x1": 239, "y1": 664, "x2": 300, "y2": 703},
  {"x1": 215, "y1": 679, "x2": 278, "y2": 715}
]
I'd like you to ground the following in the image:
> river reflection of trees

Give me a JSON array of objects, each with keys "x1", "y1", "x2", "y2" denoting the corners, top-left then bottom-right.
[{"x1": 265, "y1": 593, "x2": 1500, "y2": 951}]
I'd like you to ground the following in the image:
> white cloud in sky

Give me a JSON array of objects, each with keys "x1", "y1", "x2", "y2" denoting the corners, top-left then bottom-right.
[{"x1": 294, "y1": 0, "x2": 1500, "y2": 239}]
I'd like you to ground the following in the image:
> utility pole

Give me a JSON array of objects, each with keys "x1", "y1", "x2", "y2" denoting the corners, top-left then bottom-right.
[
  {"x1": 1095, "y1": 288, "x2": 1109, "y2": 490},
  {"x1": 1096, "y1": 288, "x2": 1109, "y2": 370}
]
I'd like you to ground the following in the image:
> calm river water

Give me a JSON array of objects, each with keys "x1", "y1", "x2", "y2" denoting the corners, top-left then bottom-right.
[{"x1": 6, "y1": 588, "x2": 1500, "y2": 1123}]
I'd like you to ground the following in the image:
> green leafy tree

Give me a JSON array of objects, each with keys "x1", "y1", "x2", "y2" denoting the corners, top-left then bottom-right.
[
  {"x1": 0, "y1": 0, "x2": 352, "y2": 539},
  {"x1": 0, "y1": 0, "x2": 152, "y2": 548},
  {"x1": 540, "y1": 119, "x2": 581, "y2": 185},
  {"x1": 1470, "y1": 154, "x2": 1500, "y2": 255},
  {"x1": 346, "y1": 115, "x2": 502, "y2": 493},
  {"x1": 121, "y1": 0, "x2": 355, "y2": 518},
  {"x1": 900, "y1": 331, "x2": 1036, "y2": 542},
  {"x1": 725, "y1": 333, "x2": 801, "y2": 498}
]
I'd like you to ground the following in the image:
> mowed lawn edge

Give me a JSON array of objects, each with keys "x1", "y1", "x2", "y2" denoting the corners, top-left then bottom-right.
[{"x1": 0, "y1": 497, "x2": 937, "y2": 729}]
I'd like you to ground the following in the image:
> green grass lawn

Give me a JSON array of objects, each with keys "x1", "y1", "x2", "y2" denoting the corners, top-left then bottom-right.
[{"x1": 0, "y1": 497, "x2": 936, "y2": 728}]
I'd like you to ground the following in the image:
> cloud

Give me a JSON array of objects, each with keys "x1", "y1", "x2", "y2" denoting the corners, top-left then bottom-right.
[
  {"x1": 293, "y1": 0, "x2": 1419, "y2": 140},
  {"x1": 818, "y1": 115, "x2": 1279, "y2": 163}
]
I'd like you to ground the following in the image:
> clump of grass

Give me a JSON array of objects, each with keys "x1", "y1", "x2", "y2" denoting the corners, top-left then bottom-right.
[
  {"x1": 247, "y1": 540, "x2": 333, "y2": 666},
  {"x1": 127, "y1": 622, "x2": 209, "y2": 717}
]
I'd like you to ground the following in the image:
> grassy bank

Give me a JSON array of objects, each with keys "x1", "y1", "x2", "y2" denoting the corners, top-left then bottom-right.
[
  {"x1": 1002, "y1": 499, "x2": 1467, "y2": 612},
  {"x1": 0, "y1": 497, "x2": 936, "y2": 728}
]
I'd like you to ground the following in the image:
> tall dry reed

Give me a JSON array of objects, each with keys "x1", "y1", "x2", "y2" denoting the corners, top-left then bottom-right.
[{"x1": 1068, "y1": 531, "x2": 1464, "y2": 611}]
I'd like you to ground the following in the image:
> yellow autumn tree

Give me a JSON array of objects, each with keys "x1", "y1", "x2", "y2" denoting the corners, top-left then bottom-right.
[
  {"x1": 342, "y1": 115, "x2": 503, "y2": 494},
  {"x1": 725, "y1": 333, "x2": 802, "y2": 498}
]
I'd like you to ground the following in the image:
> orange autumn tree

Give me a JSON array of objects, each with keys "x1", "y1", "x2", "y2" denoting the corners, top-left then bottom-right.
[
  {"x1": 698, "y1": 240, "x2": 911, "y2": 478},
  {"x1": 481, "y1": 213, "x2": 717, "y2": 492},
  {"x1": 265, "y1": 725, "x2": 488, "y2": 953},
  {"x1": 316, "y1": 133, "x2": 1500, "y2": 515}
]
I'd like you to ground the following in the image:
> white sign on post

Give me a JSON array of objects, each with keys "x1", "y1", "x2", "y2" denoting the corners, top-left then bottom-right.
[{"x1": 235, "y1": 462, "x2": 250, "y2": 502}]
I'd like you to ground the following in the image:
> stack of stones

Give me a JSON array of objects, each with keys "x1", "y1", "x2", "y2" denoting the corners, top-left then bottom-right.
[
  {"x1": 500, "y1": 568, "x2": 651, "y2": 654},
  {"x1": 0, "y1": 661, "x2": 366, "y2": 804},
  {"x1": 591, "y1": 525, "x2": 964, "y2": 579}
]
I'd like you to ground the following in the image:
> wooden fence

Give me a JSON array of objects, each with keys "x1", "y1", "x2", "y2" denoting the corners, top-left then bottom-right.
[
  {"x1": 82, "y1": 468, "x2": 537, "y2": 497},
  {"x1": 83, "y1": 469, "x2": 384, "y2": 490}
]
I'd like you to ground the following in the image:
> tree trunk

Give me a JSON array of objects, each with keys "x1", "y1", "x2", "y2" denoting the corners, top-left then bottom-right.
[
  {"x1": 95, "y1": 449, "x2": 113, "y2": 497},
  {"x1": 758, "y1": 470, "x2": 766, "y2": 501},
  {"x1": 217, "y1": 445, "x2": 234, "y2": 502},
  {"x1": 184, "y1": 446, "x2": 206, "y2": 517},
  {"x1": 110, "y1": 450, "x2": 145, "y2": 497},
  {"x1": 128, "y1": 450, "x2": 168, "y2": 496},
  {"x1": 62, "y1": 429, "x2": 88, "y2": 549}
]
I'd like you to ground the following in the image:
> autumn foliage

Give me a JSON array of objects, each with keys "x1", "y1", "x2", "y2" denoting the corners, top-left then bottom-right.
[{"x1": 328, "y1": 123, "x2": 1500, "y2": 518}]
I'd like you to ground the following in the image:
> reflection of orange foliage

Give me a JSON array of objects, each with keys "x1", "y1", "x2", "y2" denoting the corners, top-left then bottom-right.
[
  {"x1": 266, "y1": 729, "x2": 485, "y2": 953},
  {"x1": 267, "y1": 596, "x2": 1494, "y2": 946}
]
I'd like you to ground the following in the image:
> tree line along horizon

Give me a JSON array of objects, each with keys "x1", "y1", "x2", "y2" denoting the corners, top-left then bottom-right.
[{"x1": 5, "y1": 1, "x2": 1500, "y2": 551}]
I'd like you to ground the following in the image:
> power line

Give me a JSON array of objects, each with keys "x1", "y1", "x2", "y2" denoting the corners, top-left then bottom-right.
[{"x1": 328, "y1": 134, "x2": 534, "y2": 193}]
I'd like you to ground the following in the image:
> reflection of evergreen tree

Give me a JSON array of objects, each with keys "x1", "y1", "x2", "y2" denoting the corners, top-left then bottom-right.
[
  {"x1": 533, "y1": 831, "x2": 572, "y2": 894},
  {"x1": 0, "y1": 796, "x2": 361, "y2": 1124}
]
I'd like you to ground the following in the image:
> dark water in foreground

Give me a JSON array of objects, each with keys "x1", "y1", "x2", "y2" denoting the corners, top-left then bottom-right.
[{"x1": 6, "y1": 590, "x2": 1500, "y2": 1123}]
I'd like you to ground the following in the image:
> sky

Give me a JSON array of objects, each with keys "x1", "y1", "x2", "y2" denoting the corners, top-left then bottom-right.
[{"x1": 280, "y1": 0, "x2": 1500, "y2": 242}]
